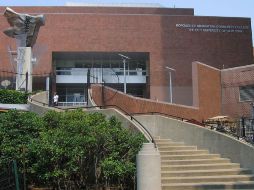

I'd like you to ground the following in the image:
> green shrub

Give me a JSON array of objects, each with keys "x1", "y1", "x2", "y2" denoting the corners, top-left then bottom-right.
[
  {"x1": 0, "y1": 110, "x2": 43, "y2": 172},
  {"x1": 0, "y1": 89, "x2": 29, "y2": 104},
  {"x1": 0, "y1": 109, "x2": 147, "y2": 189}
]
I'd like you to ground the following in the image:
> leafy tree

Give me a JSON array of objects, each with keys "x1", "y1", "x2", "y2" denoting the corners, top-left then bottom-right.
[
  {"x1": 0, "y1": 110, "x2": 44, "y2": 187},
  {"x1": 0, "y1": 109, "x2": 146, "y2": 189},
  {"x1": 0, "y1": 110, "x2": 43, "y2": 164}
]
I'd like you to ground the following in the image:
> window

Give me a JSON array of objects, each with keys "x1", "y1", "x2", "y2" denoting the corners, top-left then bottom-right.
[{"x1": 239, "y1": 85, "x2": 254, "y2": 102}]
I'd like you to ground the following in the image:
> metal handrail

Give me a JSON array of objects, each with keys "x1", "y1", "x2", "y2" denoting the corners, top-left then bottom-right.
[
  {"x1": 132, "y1": 111, "x2": 205, "y2": 126},
  {"x1": 57, "y1": 104, "x2": 156, "y2": 147},
  {"x1": 28, "y1": 96, "x2": 157, "y2": 147},
  {"x1": 28, "y1": 96, "x2": 49, "y2": 106}
]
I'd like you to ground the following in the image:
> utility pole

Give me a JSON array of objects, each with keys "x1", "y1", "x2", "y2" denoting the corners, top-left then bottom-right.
[
  {"x1": 118, "y1": 53, "x2": 131, "y2": 94},
  {"x1": 165, "y1": 66, "x2": 176, "y2": 103}
]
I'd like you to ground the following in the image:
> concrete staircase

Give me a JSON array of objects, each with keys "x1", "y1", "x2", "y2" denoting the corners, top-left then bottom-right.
[{"x1": 154, "y1": 137, "x2": 254, "y2": 190}]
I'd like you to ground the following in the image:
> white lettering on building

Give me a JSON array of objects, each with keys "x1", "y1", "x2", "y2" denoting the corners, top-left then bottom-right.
[{"x1": 176, "y1": 24, "x2": 249, "y2": 33}]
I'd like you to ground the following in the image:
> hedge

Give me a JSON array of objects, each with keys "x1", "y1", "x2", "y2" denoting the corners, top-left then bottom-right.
[{"x1": 0, "y1": 89, "x2": 29, "y2": 104}]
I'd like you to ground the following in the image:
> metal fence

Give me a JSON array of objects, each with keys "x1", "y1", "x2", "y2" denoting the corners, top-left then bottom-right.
[
  {"x1": 204, "y1": 118, "x2": 254, "y2": 145},
  {"x1": 0, "y1": 160, "x2": 20, "y2": 190},
  {"x1": 240, "y1": 118, "x2": 254, "y2": 144},
  {"x1": 0, "y1": 73, "x2": 16, "y2": 90}
]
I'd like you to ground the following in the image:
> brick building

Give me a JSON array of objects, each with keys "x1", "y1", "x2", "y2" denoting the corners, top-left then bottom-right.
[{"x1": 0, "y1": 5, "x2": 253, "y2": 117}]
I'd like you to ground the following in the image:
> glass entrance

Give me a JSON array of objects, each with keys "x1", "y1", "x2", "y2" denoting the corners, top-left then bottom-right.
[
  {"x1": 53, "y1": 51, "x2": 150, "y2": 106},
  {"x1": 57, "y1": 84, "x2": 86, "y2": 106}
]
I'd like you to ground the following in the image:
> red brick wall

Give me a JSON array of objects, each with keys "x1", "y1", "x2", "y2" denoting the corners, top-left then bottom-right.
[
  {"x1": 159, "y1": 16, "x2": 252, "y2": 105},
  {"x1": 0, "y1": 7, "x2": 252, "y2": 104},
  {"x1": 91, "y1": 62, "x2": 221, "y2": 121},
  {"x1": 221, "y1": 65, "x2": 254, "y2": 118}
]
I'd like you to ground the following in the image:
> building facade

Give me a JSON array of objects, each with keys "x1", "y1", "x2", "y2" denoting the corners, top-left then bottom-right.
[{"x1": 0, "y1": 6, "x2": 253, "y2": 112}]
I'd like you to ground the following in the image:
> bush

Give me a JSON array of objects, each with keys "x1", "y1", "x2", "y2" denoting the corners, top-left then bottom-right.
[
  {"x1": 0, "y1": 89, "x2": 29, "y2": 104},
  {"x1": 0, "y1": 109, "x2": 146, "y2": 189},
  {"x1": 0, "y1": 110, "x2": 44, "y2": 184}
]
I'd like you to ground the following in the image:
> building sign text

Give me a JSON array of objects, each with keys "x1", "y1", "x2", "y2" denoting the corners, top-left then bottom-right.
[{"x1": 176, "y1": 24, "x2": 249, "y2": 33}]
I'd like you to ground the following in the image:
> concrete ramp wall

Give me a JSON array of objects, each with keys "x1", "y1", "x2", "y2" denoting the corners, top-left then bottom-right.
[{"x1": 135, "y1": 114, "x2": 254, "y2": 173}]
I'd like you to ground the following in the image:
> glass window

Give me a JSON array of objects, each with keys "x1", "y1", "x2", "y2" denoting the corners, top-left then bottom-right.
[{"x1": 239, "y1": 85, "x2": 254, "y2": 102}]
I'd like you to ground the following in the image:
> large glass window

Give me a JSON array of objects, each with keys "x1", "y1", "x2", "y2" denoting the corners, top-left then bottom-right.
[{"x1": 53, "y1": 51, "x2": 150, "y2": 100}]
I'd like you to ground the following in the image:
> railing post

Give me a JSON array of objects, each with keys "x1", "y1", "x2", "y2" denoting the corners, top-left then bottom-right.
[
  {"x1": 86, "y1": 68, "x2": 90, "y2": 106},
  {"x1": 12, "y1": 160, "x2": 20, "y2": 190},
  {"x1": 252, "y1": 119, "x2": 254, "y2": 142},
  {"x1": 241, "y1": 117, "x2": 246, "y2": 137}
]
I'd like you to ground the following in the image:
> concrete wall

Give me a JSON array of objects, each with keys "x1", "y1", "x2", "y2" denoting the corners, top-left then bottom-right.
[
  {"x1": 28, "y1": 101, "x2": 56, "y2": 115},
  {"x1": 91, "y1": 62, "x2": 222, "y2": 121},
  {"x1": 28, "y1": 91, "x2": 54, "y2": 115},
  {"x1": 30, "y1": 91, "x2": 48, "y2": 104},
  {"x1": 87, "y1": 108, "x2": 152, "y2": 141},
  {"x1": 28, "y1": 92, "x2": 151, "y2": 140},
  {"x1": 135, "y1": 114, "x2": 254, "y2": 173}
]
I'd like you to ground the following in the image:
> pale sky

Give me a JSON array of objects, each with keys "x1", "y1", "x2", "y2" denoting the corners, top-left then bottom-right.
[{"x1": 0, "y1": 0, "x2": 253, "y2": 44}]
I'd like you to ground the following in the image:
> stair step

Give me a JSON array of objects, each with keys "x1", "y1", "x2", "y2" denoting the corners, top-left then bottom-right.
[
  {"x1": 161, "y1": 154, "x2": 220, "y2": 160},
  {"x1": 158, "y1": 145, "x2": 197, "y2": 151},
  {"x1": 161, "y1": 163, "x2": 240, "y2": 171},
  {"x1": 156, "y1": 137, "x2": 254, "y2": 190},
  {"x1": 160, "y1": 150, "x2": 209, "y2": 155},
  {"x1": 155, "y1": 139, "x2": 173, "y2": 143},
  {"x1": 157, "y1": 142, "x2": 185, "y2": 147},
  {"x1": 162, "y1": 181, "x2": 254, "y2": 190},
  {"x1": 161, "y1": 175, "x2": 254, "y2": 183},
  {"x1": 161, "y1": 158, "x2": 231, "y2": 165},
  {"x1": 153, "y1": 136, "x2": 161, "y2": 140},
  {"x1": 161, "y1": 169, "x2": 252, "y2": 177}
]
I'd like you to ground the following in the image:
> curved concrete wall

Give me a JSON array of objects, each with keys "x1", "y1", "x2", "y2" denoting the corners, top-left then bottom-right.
[
  {"x1": 28, "y1": 92, "x2": 150, "y2": 140},
  {"x1": 28, "y1": 92, "x2": 58, "y2": 115},
  {"x1": 84, "y1": 108, "x2": 152, "y2": 141},
  {"x1": 135, "y1": 114, "x2": 254, "y2": 173}
]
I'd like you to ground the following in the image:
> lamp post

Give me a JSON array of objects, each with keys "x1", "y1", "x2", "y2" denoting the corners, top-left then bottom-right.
[
  {"x1": 165, "y1": 66, "x2": 175, "y2": 103},
  {"x1": 118, "y1": 53, "x2": 130, "y2": 93}
]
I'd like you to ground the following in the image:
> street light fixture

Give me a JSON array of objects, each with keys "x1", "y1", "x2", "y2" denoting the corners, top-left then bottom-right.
[
  {"x1": 118, "y1": 53, "x2": 131, "y2": 93},
  {"x1": 165, "y1": 66, "x2": 176, "y2": 103}
]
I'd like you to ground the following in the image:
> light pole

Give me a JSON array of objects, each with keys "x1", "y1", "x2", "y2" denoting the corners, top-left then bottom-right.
[
  {"x1": 165, "y1": 66, "x2": 175, "y2": 103},
  {"x1": 118, "y1": 53, "x2": 130, "y2": 93}
]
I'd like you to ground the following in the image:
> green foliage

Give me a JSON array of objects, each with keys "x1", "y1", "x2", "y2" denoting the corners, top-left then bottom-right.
[
  {"x1": 0, "y1": 89, "x2": 29, "y2": 104},
  {"x1": 0, "y1": 110, "x2": 44, "y2": 184},
  {"x1": 0, "y1": 109, "x2": 147, "y2": 189}
]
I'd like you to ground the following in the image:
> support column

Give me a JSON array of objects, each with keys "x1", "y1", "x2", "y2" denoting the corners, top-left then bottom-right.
[
  {"x1": 16, "y1": 47, "x2": 32, "y2": 92},
  {"x1": 136, "y1": 143, "x2": 161, "y2": 190}
]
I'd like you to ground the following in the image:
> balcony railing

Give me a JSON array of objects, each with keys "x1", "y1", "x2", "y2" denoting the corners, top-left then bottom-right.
[{"x1": 56, "y1": 68, "x2": 147, "y2": 84}]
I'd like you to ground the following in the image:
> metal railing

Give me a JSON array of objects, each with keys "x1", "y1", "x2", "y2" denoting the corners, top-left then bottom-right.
[
  {"x1": 28, "y1": 96, "x2": 48, "y2": 106},
  {"x1": 204, "y1": 118, "x2": 254, "y2": 145},
  {"x1": 57, "y1": 105, "x2": 157, "y2": 147},
  {"x1": 132, "y1": 111, "x2": 205, "y2": 126},
  {"x1": 58, "y1": 102, "x2": 87, "y2": 107},
  {"x1": 29, "y1": 93, "x2": 254, "y2": 147},
  {"x1": 28, "y1": 95, "x2": 157, "y2": 147},
  {"x1": 56, "y1": 68, "x2": 147, "y2": 76},
  {"x1": 0, "y1": 160, "x2": 20, "y2": 190}
]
